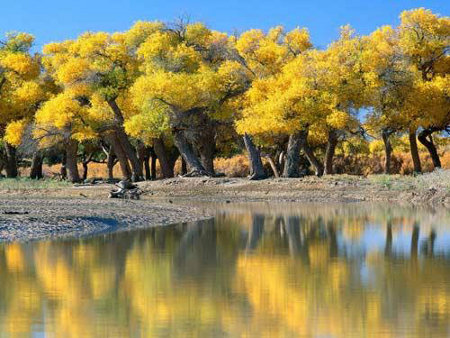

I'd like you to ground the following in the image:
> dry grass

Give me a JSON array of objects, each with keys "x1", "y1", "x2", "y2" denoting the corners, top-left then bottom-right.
[
  {"x1": 214, "y1": 155, "x2": 250, "y2": 177},
  {"x1": 0, "y1": 178, "x2": 71, "y2": 191},
  {"x1": 368, "y1": 168, "x2": 450, "y2": 192}
]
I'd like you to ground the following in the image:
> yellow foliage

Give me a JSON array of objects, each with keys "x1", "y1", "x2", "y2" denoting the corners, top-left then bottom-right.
[
  {"x1": 4, "y1": 119, "x2": 27, "y2": 146},
  {"x1": 185, "y1": 22, "x2": 212, "y2": 46},
  {"x1": 0, "y1": 31, "x2": 47, "y2": 139},
  {"x1": 121, "y1": 20, "x2": 165, "y2": 48},
  {"x1": 56, "y1": 58, "x2": 91, "y2": 84},
  {"x1": 35, "y1": 93, "x2": 86, "y2": 129},
  {"x1": 326, "y1": 111, "x2": 352, "y2": 129},
  {"x1": 0, "y1": 53, "x2": 39, "y2": 78},
  {"x1": 284, "y1": 27, "x2": 312, "y2": 54}
]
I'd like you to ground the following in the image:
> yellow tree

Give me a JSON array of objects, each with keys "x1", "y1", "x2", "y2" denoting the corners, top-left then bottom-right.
[
  {"x1": 317, "y1": 26, "x2": 368, "y2": 175},
  {"x1": 237, "y1": 51, "x2": 325, "y2": 177},
  {"x1": 131, "y1": 21, "x2": 249, "y2": 176},
  {"x1": 233, "y1": 26, "x2": 312, "y2": 178},
  {"x1": 363, "y1": 26, "x2": 415, "y2": 174},
  {"x1": 34, "y1": 89, "x2": 99, "y2": 182},
  {"x1": 237, "y1": 26, "x2": 363, "y2": 177},
  {"x1": 398, "y1": 8, "x2": 450, "y2": 172},
  {"x1": 0, "y1": 32, "x2": 43, "y2": 177},
  {"x1": 40, "y1": 22, "x2": 164, "y2": 181}
]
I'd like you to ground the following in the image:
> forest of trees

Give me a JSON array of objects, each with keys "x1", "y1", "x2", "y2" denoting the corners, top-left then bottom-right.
[{"x1": 0, "y1": 8, "x2": 448, "y2": 182}]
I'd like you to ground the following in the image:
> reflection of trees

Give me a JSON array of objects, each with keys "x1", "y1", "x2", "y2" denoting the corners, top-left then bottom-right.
[
  {"x1": 411, "y1": 223, "x2": 420, "y2": 258},
  {"x1": 385, "y1": 220, "x2": 393, "y2": 257},
  {"x1": 421, "y1": 229, "x2": 437, "y2": 257},
  {"x1": 284, "y1": 216, "x2": 301, "y2": 255},
  {"x1": 1, "y1": 204, "x2": 450, "y2": 336},
  {"x1": 174, "y1": 218, "x2": 219, "y2": 278},
  {"x1": 246, "y1": 214, "x2": 264, "y2": 251}
]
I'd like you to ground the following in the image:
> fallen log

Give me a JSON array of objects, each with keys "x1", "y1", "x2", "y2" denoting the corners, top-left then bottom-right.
[{"x1": 109, "y1": 180, "x2": 142, "y2": 200}]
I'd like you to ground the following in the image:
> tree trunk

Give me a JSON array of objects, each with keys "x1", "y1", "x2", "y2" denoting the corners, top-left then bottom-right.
[
  {"x1": 181, "y1": 107, "x2": 216, "y2": 175},
  {"x1": 199, "y1": 147, "x2": 215, "y2": 175},
  {"x1": 115, "y1": 128, "x2": 143, "y2": 181},
  {"x1": 181, "y1": 157, "x2": 187, "y2": 175},
  {"x1": 263, "y1": 155, "x2": 279, "y2": 178},
  {"x1": 143, "y1": 156, "x2": 151, "y2": 180},
  {"x1": 82, "y1": 161, "x2": 89, "y2": 181},
  {"x1": 173, "y1": 130, "x2": 210, "y2": 176},
  {"x1": 106, "y1": 148, "x2": 116, "y2": 180},
  {"x1": 193, "y1": 124, "x2": 216, "y2": 175},
  {"x1": 153, "y1": 137, "x2": 175, "y2": 178},
  {"x1": 30, "y1": 151, "x2": 43, "y2": 179},
  {"x1": 65, "y1": 139, "x2": 81, "y2": 183},
  {"x1": 105, "y1": 132, "x2": 132, "y2": 180},
  {"x1": 243, "y1": 133, "x2": 266, "y2": 180},
  {"x1": 409, "y1": 129, "x2": 422, "y2": 174},
  {"x1": 418, "y1": 128, "x2": 441, "y2": 169},
  {"x1": 301, "y1": 136, "x2": 324, "y2": 176},
  {"x1": 189, "y1": 121, "x2": 216, "y2": 175},
  {"x1": 81, "y1": 151, "x2": 93, "y2": 181},
  {"x1": 60, "y1": 152, "x2": 67, "y2": 180},
  {"x1": 4, "y1": 143, "x2": 18, "y2": 178},
  {"x1": 282, "y1": 132, "x2": 303, "y2": 178},
  {"x1": 324, "y1": 130, "x2": 338, "y2": 175},
  {"x1": 150, "y1": 149, "x2": 157, "y2": 180},
  {"x1": 382, "y1": 129, "x2": 393, "y2": 174},
  {"x1": 137, "y1": 142, "x2": 152, "y2": 180},
  {"x1": 107, "y1": 99, "x2": 143, "y2": 181}
]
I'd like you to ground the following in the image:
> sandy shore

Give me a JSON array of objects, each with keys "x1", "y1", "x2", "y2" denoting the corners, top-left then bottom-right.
[{"x1": 0, "y1": 197, "x2": 211, "y2": 242}]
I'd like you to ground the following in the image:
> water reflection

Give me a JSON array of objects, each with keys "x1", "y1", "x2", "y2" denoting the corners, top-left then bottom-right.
[{"x1": 1, "y1": 203, "x2": 450, "y2": 337}]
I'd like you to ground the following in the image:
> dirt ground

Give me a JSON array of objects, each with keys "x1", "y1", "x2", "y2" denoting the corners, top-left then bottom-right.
[{"x1": 2, "y1": 174, "x2": 449, "y2": 205}]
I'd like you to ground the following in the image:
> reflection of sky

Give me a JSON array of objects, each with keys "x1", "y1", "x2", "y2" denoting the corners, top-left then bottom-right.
[
  {"x1": 432, "y1": 230, "x2": 450, "y2": 253},
  {"x1": 338, "y1": 224, "x2": 385, "y2": 258},
  {"x1": 338, "y1": 225, "x2": 450, "y2": 288},
  {"x1": 338, "y1": 225, "x2": 450, "y2": 257}
]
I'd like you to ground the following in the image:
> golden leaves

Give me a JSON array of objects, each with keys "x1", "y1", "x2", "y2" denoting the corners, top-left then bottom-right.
[
  {"x1": 4, "y1": 120, "x2": 27, "y2": 146},
  {"x1": 399, "y1": 8, "x2": 450, "y2": 69},
  {"x1": 0, "y1": 53, "x2": 39, "y2": 78},
  {"x1": 56, "y1": 58, "x2": 91, "y2": 84},
  {"x1": 185, "y1": 22, "x2": 212, "y2": 47}
]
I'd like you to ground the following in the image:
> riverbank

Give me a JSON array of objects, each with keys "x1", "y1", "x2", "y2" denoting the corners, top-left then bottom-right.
[
  {"x1": 0, "y1": 170, "x2": 450, "y2": 206},
  {"x1": 137, "y1": 172, "x2": 450, "y2": 206},
  {"x1": 0, "y1": 171, "x2": 449, "y2": 242},
  {"x1": 7, "y1": 170, "x2": 443, "y2": 205},
  {"x1": 2, "y1": 172, "x2": 450, "y2": 205},
  {"x1": 0, "y1": 197, "x2": 211, "y2": 242}
]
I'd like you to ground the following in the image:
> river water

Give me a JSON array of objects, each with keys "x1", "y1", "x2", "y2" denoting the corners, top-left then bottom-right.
[{"x1": 1, "y1": 202, "x2": 450, "y2": 337}]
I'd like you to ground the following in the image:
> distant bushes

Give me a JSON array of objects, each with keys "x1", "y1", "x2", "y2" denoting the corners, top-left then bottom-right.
[
  {"x1": 16, "y1": 149, "x2": 450, "y2": 180},
  {"x1": 214, "y1": 155, "x2": 250, "y2": 177}
]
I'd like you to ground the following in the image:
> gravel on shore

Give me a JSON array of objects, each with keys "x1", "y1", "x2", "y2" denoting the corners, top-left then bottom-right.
[{"x1": 0, "y1": 197, "x2": 211, "y2": 242}]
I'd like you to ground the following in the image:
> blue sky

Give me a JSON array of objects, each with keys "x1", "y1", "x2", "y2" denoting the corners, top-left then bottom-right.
[{"x1": 1, "y1": 0, "x2": 448, "y2": 51}]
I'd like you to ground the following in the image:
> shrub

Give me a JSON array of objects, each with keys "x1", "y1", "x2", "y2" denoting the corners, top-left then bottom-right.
[{"x1": 214, "y1": 155, "x2": 249, "y2": 177}]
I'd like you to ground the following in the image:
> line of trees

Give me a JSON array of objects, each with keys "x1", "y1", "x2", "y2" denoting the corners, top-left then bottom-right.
[{"x1": 0, "y1": 8, "x2": 448, "y2": 182}]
